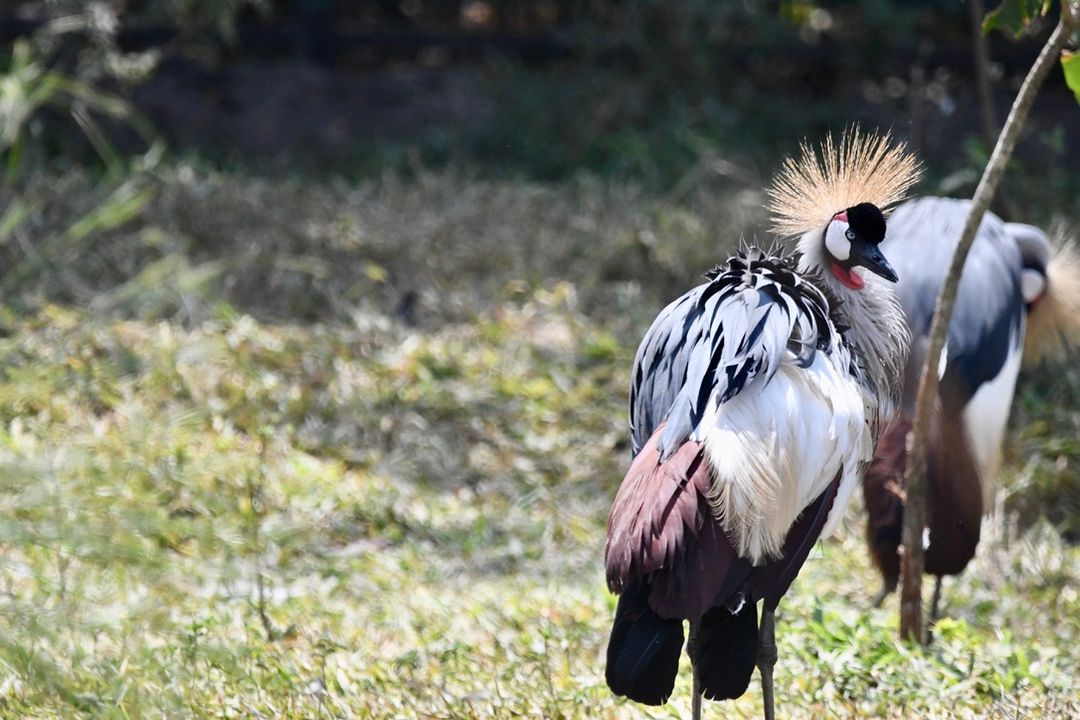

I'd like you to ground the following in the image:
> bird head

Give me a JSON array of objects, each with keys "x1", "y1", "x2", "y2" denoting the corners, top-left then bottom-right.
[
  {"x1": 767, "y1": 128, "x2": 921, "y2": 293},
  {"x1": 822, "y1": 202, "x2": 897, "y2": 290},
  {"x1": 1011, "y1": 224, "x2": 1080, "y2": 365},
  {"x1": 1010, "y1": 223, "x2": 1051, "y2": 310}
]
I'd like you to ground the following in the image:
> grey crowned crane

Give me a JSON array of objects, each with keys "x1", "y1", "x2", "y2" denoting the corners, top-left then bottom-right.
[
  {"x1": 863, "y1": 197, "x2": 1080, "y2": 616},
  {"x1": 603, "y1": 130, "x2": 920, "y2": 718}
]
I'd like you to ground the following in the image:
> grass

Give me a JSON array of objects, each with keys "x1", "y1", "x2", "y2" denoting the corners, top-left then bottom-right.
[{"x1": 0, "y1": 167, "x2": 1077, "y2": 718}]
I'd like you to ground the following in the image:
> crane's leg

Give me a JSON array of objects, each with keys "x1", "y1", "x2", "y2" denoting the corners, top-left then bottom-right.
[
  {"x1": 929, "y1": 576, "x2": 943, "y2": 623},
  {"x1": 688, "y1": 619, "x2": 702, "y2": 720},
  {"x1": 925, "y1": 575, "x2": 944, "y2": 643},
  {"x1": 757, "y1": 608, "x2": 777, "y2": 720}
]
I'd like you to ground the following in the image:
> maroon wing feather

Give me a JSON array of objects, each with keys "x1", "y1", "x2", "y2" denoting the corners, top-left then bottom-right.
[
  {"x1": 605, "y1": 424, "x2": 750, "y2": 620},
  {"x1": 863, "y1": 418, "x2": 908, "y2": 587},
  {"x1": 607, "y1": 423, "x2": 848, "y2": 621},
  {"x1": 863, "y1": 408, "x2": 983, "y2": 586},
  {"x1": 925, "y1": 408, "x2": 983, "y2": 576}
]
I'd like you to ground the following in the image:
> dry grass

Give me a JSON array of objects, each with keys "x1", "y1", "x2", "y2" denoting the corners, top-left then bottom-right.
[
  {"x1": 1, "y1": 164, "x2": 765, "y2": 328},
  {"x1": 0, "y1": 166, "x2": 1076, "y2": 718}
]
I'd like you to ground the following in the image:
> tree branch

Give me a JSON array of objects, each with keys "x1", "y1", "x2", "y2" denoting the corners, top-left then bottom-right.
[{"x1": 898, "y1": 13, "x2": 1075, "y2": 643}]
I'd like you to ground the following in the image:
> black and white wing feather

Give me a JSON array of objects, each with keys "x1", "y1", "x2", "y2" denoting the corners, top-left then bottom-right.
[{"x1": 629, "y1": 248, "x2": 839, "y2": 459}]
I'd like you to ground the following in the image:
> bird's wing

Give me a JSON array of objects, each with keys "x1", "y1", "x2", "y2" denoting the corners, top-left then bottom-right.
[
  {"x1": 605, "y1": 419, "x2": 843, "y2": 619},
  {"x1": 606, "y1": 427, "x2": 750, "y2": 618},
  {"x1": 629, "y1": 250, "x2": 833, "y2": 459},
  {"x1": 881, "y1": 197, "x2": 1024, "y2": 412}
]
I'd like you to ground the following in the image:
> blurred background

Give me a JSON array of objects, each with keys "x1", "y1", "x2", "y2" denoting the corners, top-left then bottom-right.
[{"x1": 0, "y1": 1, "x2": 1077, "y2": 717}]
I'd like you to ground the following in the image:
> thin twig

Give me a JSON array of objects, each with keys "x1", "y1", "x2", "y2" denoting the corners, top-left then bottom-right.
[
  {"x1": 248, "y1": 434, "x2": 276, "y2": 641},
  {"x1": 899, "y1": 13, "x2": 1076, "y2": 643}
]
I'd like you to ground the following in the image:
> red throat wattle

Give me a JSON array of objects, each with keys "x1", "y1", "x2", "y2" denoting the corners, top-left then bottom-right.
[
  {"x1": 828, "y1": 210, "x2": 864, "y2": 289},
  {"x1": 829, "y1": 260, "x2": 865, "y2": 290}
]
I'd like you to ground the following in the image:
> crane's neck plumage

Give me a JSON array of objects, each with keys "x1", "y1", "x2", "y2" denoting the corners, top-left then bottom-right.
[
  {"x1": 797, "y1": 229, "x2": 908, "y2": 430},
  {"x1": 766, "y1": 127, "x2": 920, "y2": 429}
]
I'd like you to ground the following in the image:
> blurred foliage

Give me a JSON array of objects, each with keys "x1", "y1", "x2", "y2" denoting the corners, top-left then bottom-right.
[
  {"x1": 0, "y1": 40, "x2": 156, "y2": 183},
  {"x1": 1063, "y1": 50, "x2": 1080, "y2": 102},
  {"x1": 984, "y1": 0, "x2": 1053, "y2": 37},
  {"x1": 340, "y1": 0, "x2": 1077, "y2": 212},
  {"x1": 6, "y1": 0, "x2": 1078, "y2": 207},
  {"x1": 8, "y1": 0, "x2": 270, "y2": 68},
  {"x1": 361, "y1": 1, "x2": 937, "y2": 182},
  {"x1": 0, "y1": 163, "x2": 763, "y2": 325}
]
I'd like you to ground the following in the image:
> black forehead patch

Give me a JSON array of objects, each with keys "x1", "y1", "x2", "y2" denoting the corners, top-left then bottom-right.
[{"x1": 845, "y1": 202, "x2": 886, "y2": 244}]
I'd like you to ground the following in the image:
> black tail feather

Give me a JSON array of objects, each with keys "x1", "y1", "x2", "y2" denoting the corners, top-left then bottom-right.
[
  {"x1": 696, "y1": 600, "x2": 758, "y2": 701},
  {"x1": 605, "y1": 579, "x2": 684, "y2": 706}
]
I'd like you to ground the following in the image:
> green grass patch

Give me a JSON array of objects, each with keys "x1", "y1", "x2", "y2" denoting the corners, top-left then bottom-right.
[
  {"x1": 0, "y1": 168, "x2": 1077, "y2": 717},
  {"x1": 0, "y1": 294, "x2": 1075, "y2": 717}
]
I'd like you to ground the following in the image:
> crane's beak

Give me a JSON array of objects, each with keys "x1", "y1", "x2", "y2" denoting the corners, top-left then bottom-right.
[{"x1": 850, "y1": 239, "x2": 898, "y2": 283}]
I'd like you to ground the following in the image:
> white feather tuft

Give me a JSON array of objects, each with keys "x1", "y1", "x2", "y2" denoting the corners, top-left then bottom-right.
[{"x1": 701, "y1": 353, "x2": 870, "y2": 564}]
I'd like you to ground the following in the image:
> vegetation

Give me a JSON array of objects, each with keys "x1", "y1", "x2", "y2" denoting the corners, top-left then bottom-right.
[
  {"x1": 0, "y1": 2, "x2": 1078, "y2": 716},
  {"x1": 0, "y1": 166, "x2": 1075, "y2": 717}
]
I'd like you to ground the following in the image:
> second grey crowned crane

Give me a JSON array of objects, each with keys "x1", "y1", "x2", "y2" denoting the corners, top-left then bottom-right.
[
  {"x1": 603, "y1": 130, "x2": 920, "y2": 719},
  {"x1": 863, "y1": 196, "x2": 1080, "y2": 615}
]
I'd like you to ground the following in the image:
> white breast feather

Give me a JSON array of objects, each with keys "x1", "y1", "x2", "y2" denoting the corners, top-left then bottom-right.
[
  {"x1": 699, "y1": 348, "x2": 871, "y2": 564},
  {"x1": 962, "y1": 329, "x2": 1024, "y2": 507}
]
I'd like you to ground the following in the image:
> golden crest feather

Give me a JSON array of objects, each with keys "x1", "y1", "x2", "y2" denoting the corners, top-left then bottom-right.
[{"x1": 767, "y1": 128, "x2": 923, "y2": 238}]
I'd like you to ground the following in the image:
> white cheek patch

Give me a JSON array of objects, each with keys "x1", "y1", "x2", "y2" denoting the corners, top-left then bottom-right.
[
  {"x1": 825, "y1": 222, "x2": 851, "y2": 261},
  {"x1": 1020, "y1": 269, "x2": 1046, "y2": 304}
]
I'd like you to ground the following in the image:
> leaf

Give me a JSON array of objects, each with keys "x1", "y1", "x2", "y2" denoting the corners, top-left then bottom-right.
[
  {"x1": 983, "y1": 0, "x2": 1051, "y2": 37},
  {"x1": 60, "y1": 184, "x2": 155, "y2": 242},
  {"x1": 1062, "y1": 51, "x2": 1080, "y2": 105},
  {"x1": 363, "y1": 261, "x2": 388, "y2": 282},
  {"x1": 0, "y1": 197, "x2": 36, "y2": 241}
]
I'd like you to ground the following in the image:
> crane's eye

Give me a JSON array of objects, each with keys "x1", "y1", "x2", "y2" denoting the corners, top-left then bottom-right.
[{"x1": 845, "y1": 229, "x2": 856, "y2": 241}]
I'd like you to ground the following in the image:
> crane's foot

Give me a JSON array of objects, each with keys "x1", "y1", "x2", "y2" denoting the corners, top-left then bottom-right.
[
  {"x1": 758, "y1": 607, "x2": 777, "y2": 720},
  {"x1": 870, "y1": 578, "x2": 897, "y2": 608},
  {"x1": 689, "y1": 619, "x2": 702, "y2": 720}
]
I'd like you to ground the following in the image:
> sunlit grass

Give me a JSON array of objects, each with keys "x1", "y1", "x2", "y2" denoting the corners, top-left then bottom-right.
[
  {"x1": 0, "y1": 292, "x2": 1075, "y2": 718},
  {"x1": 0, "y1": 167, "x2": 1077, "y2": 717}
]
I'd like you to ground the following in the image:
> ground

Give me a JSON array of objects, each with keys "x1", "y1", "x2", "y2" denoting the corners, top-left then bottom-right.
[{"x1": 0, "y1": 167, "x2": 1077, "y2": 718}]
